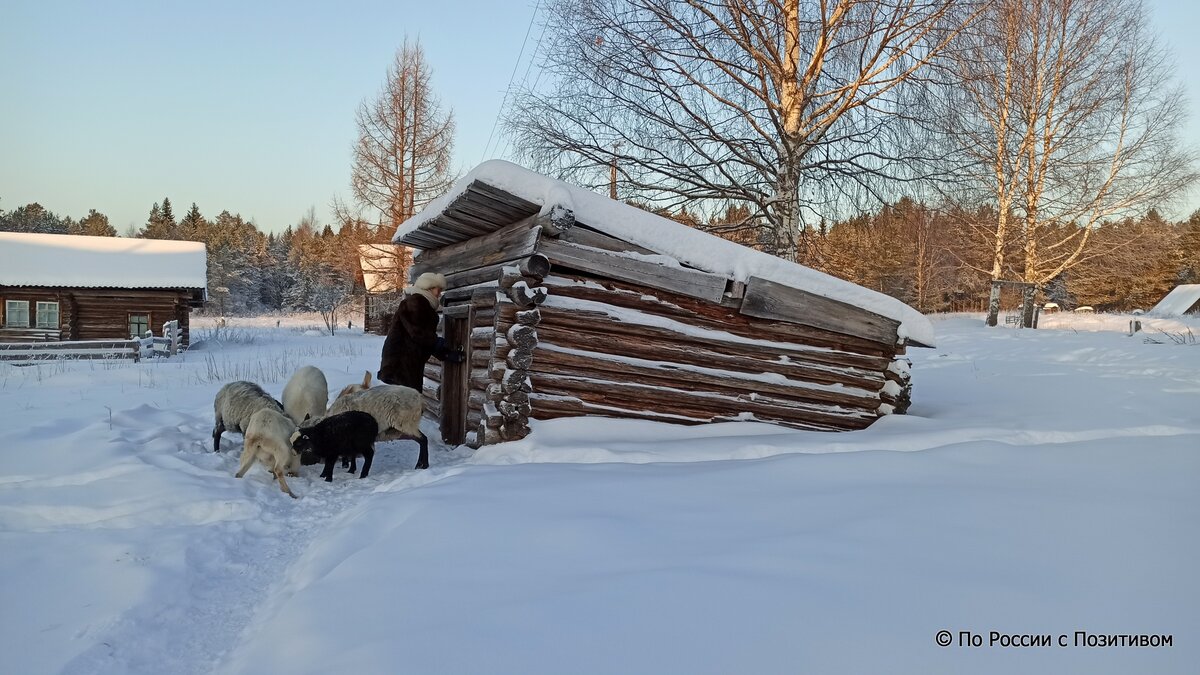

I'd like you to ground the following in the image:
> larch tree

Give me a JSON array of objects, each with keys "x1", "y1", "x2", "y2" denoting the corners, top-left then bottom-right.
[
  {"x1": 505, "y1": 0, "x2": 983, "y2": 262},
  {"x1": 937, "y1": 0, "x2": 1196, "y2": 325},
  {"x1": 352, "y1": 39, "x2": 455, "y2": 232}
]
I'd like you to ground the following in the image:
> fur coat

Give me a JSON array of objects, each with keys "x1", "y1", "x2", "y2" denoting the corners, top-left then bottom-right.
[{"x1": 377, "y1": 288, "x2": 441, "y2": 391}]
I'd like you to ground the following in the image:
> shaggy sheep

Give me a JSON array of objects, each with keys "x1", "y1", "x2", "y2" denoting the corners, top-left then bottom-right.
[
  {"x1": 327, "y1": 384, "x2": 430, "y2": 469},
  {"x1": 282, "y1": 365, "x2": 329, "y2": 426},
  {"x1": 336, "y1": 370, "x2": 373, "y2": 399},
  {"x1": 213, "y1": 381, "x2": 284, "y2": 452},
  {"x1": 236, "y1": 408, "x2": 302, "y2": 498},
  {"x1": 291, "y1": 410, "x2": 379, "y2": 481}
]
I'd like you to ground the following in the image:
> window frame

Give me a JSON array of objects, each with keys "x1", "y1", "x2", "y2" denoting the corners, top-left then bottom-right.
[
  {"x1": 35, "y1": 301, "x2": 59, "y2": 329},
  {"x1": 4, "y1": 300, "x2": 30, "y2": 328},
  {"x1": 128, "y1": 313, "x2": 150, "y2": 339}
]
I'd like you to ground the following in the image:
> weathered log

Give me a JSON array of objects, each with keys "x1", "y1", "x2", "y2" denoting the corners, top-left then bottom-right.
[
  {"x1": 542, "y1": 274, "x2": 897, "y2": 358},
  {"x1": 501, "y1": 368, "x2": 532, "y2": 394},
  {"x1": 534, "y1": 330, "x2": 882, "y2": 391},
  {"x1": 506, "y1": 349, "x2": 534, "y2": 370},
  {"x1": 506, "y1": 323, "x2": 538, "y2": 351},
  {"x1": 497, "y1": 399, "x2": 532, "y2": 419},
  {"x1": 557, "y1": 223, "x2": 655, "y2": 255},
  {"x1": 538, "y1": 237, "x2": 727, "y2": 303},
  {"x1": 530, "y1": 344, "x2": 881, "y2": 412},
  {"x1": 536, "y1": 308, "x2": 892, "y2": 374},
  {"x1": 526, "y1": 383, "x2": 872, "y2": 431},
  {"x1": 489, "y1": 358, "x2": 506, "y2": 380},
  {"x1": 497, "y1": 303, "x2": 542, "y2": 328},
  {"x1": 535, "y1": 204, "x2": 575, "y2": 236},
  {"x1": 500, "y1": 418, "x2": 531, "y2": 441},
  {"x1": 408, "y1": 217, "x2": 541, "y2": 280},
  {"x1": 740, "y1": 276, "x2": 902, "y2": 348}
]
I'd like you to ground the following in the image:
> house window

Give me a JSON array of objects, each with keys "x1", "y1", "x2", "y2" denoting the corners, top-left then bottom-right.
[
  {"x1": 4, "y1": 300, "x2": 30, "y2": 328},
  {"x1": 36, "y1": 302, "x2": 59, "y2": 329},
  {"x1": 129, "y1": 314, "x2": 150, "y2": 338}
]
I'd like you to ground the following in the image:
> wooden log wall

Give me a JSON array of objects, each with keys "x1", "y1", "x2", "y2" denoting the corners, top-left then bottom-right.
[
  {"x1": 0, "y1": 287, "x2": 194, "y2": 345},
  {"x1": 527, "y1": 273, "x2": 904, "y2": 431}
]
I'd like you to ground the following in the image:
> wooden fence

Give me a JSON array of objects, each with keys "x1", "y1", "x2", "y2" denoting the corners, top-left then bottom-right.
[{"x1": 0, "y1": 320, "x2": 182, "y2": 364}]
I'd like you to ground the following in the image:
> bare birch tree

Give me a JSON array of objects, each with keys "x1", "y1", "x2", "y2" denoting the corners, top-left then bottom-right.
[
  {"x1": 938, "y1": 0, "x2": 1195, "y2": 325},
  {"x1": 352, "y1": 39, "x2": 456, "y2": 232},
  {"x1": 506, "y1": 0, "x2": 982, "y2": 261}
]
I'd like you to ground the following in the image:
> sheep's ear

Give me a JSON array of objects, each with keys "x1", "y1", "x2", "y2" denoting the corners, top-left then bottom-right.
[
  {"x1": 303, "y1": 413, "x2": 311, "y2": 421},
  {"x1": 362, "y1": 371, "x2": 371, "y2": 388}
]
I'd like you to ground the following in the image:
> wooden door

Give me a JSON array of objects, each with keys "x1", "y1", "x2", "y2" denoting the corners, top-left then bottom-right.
[{"x1": 439, "y1": 304, "x2": 472, "y2": 445}]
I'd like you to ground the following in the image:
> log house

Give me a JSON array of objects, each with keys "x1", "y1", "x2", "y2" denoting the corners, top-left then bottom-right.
[
  {"x1": 392, "y1": 161, "x2": 935, "y2": 448},
  {"x1": 0, "y1": 233, "x2": 206, "y2": 345}
]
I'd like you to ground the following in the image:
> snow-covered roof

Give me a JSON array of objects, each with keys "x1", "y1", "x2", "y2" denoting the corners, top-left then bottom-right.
[
  {"x1": 1150, "y1": 284, "x2": 1200, "y2": 316},
  {"x1": 0, "y1": 232, "x2": 207, "y2": 290},
  {"x1": 394, "y1": 160, "x2": 936, "y2": 347},
  {"x1": 358, "y1": 244, "x2": 404, "y2": 294}
]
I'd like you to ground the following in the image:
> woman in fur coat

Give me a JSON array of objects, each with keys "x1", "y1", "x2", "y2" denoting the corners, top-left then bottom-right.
[{"x1": 377, "y1": 272, "x2": 464, "y2": 390}]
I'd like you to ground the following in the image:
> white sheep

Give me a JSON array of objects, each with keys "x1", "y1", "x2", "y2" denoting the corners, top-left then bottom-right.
[
  {"x1": 282, "y1": 365, "x2": 329, "y2": 426},
  {"x1": 327, "y1": 384, "x2": 430, "y2": 469},
  {"x1": 213, "y1": 381, "x2": 284, "y2": 452},
  {"x1": 236, "y1": 408, "x2": 302, "y2": 498}
]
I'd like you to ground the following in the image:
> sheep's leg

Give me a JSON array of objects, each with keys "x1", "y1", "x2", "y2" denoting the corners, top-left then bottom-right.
[
  {"x1": 321, "y1": 457, "x2": 336, "y2": 482},
  {"x1": 414, "y1": 432, "x2": 429, "y2": 470},
  {"x1": 234, "y1": 447, "x2": 256, "y2": 478},
  {"x1": 359, "y1": 446, "x2": 374, "y2": 479},
  {"x1": 213, "y1": 419, "x2": 225, "y2": 452},
  {"x1": 273, "y1": 468, "x2": 299, "y2": 499},
  {"x1": 347, "y1": 455, "x2": 357, "y2": 473},
  {"x1": 342, "y1": 457, "x2": 350, "y2": 469}
]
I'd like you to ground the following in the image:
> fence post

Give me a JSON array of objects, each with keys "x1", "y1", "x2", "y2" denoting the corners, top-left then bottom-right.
[{"x1": 131, "y1": 339, "x2": 140, "y2": 363}]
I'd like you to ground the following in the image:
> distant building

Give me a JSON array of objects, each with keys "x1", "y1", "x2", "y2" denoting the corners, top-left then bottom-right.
[
  {"x1": 0, "y1": 232, "x2": 207, "y2": 345},
  {"x1": 357, "y1": 243, "x2": 410, "y2": 334},
  {"x1": 1150, "y1": 284, "x2": 1200, "y2": 316}
]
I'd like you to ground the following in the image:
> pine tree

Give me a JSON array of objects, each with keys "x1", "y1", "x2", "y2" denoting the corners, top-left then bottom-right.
[
  {"x1": 179, "y1": 203, "x2": 205, "y2": 240},
  {"x1": 70, "y1": 209, "x2": 116, "y2": 236},
  {"x1": 0, "y1": 203, "x2": 67, "y2": 233}
]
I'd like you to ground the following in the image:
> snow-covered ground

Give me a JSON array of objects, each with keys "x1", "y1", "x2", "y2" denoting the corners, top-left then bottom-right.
[{"x1": 1, "y1": 312, "x2": 1196, "y2": 675}]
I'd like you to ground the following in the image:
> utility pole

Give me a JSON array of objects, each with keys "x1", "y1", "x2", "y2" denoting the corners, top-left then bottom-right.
[{"x1": 609, "y1": 141, "x2": 621, "y2": 200}]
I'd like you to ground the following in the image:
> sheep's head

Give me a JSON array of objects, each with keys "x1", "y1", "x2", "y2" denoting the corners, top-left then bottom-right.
[{"x1": 291, "y1": 431, "x2": 321, "y2": 465}]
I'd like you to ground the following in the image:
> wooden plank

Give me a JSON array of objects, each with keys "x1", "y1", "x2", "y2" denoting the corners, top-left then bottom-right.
[
  {"x1": 559, "y1": 223, "x2": 655, "y2": 255},
  {"x1": 409, "y1": 217, "x2": 542, "y2": 279},
  {"x1": 538, "y1": 237, "x2": 728, "y2": 303},
  {"x1": 740, "y1": 276, "x2": 901, "y2": 346}
]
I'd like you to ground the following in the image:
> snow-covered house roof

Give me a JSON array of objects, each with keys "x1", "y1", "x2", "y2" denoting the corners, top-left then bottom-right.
[
  {"x1": 0, "y1": 232, "x2": 207, "y2": 290},
  {"x1": 394, "y1": 160, "x2": 936, "y2": 347},
  {"x1": 358, "y1": 244, "x2": 405, "y2": 294},
  {"x1": 1150, "y1": 284, "x2": 1200, "y2": 316}
]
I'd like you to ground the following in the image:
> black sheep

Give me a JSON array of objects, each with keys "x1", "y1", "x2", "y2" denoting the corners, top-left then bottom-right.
[{"x1": 292, "y1": 410, "x2": 379, "y2": 482}]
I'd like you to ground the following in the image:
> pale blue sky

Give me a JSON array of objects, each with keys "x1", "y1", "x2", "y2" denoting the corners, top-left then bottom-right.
[{"x1": 1, "y1": 0, "x2": 1198, "y2": 234}]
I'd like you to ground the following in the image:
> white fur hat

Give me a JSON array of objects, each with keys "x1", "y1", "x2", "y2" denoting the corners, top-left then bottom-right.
[{"x1": 413, "y1": 272, "x2": 447, "y2": 291}]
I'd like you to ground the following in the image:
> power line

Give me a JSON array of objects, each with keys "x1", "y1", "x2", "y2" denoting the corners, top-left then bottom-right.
[{"x1": 482, "y1": 0, "x2": 542, "y2": 162}]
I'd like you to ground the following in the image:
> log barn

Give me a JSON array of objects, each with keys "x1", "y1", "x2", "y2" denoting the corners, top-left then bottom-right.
[
  {"x1": 0, "y1": 232, "x2": 207, "y2": 345},
  {"x1": 392, "y1": 161, "x2": 936, "y2": 448}
]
